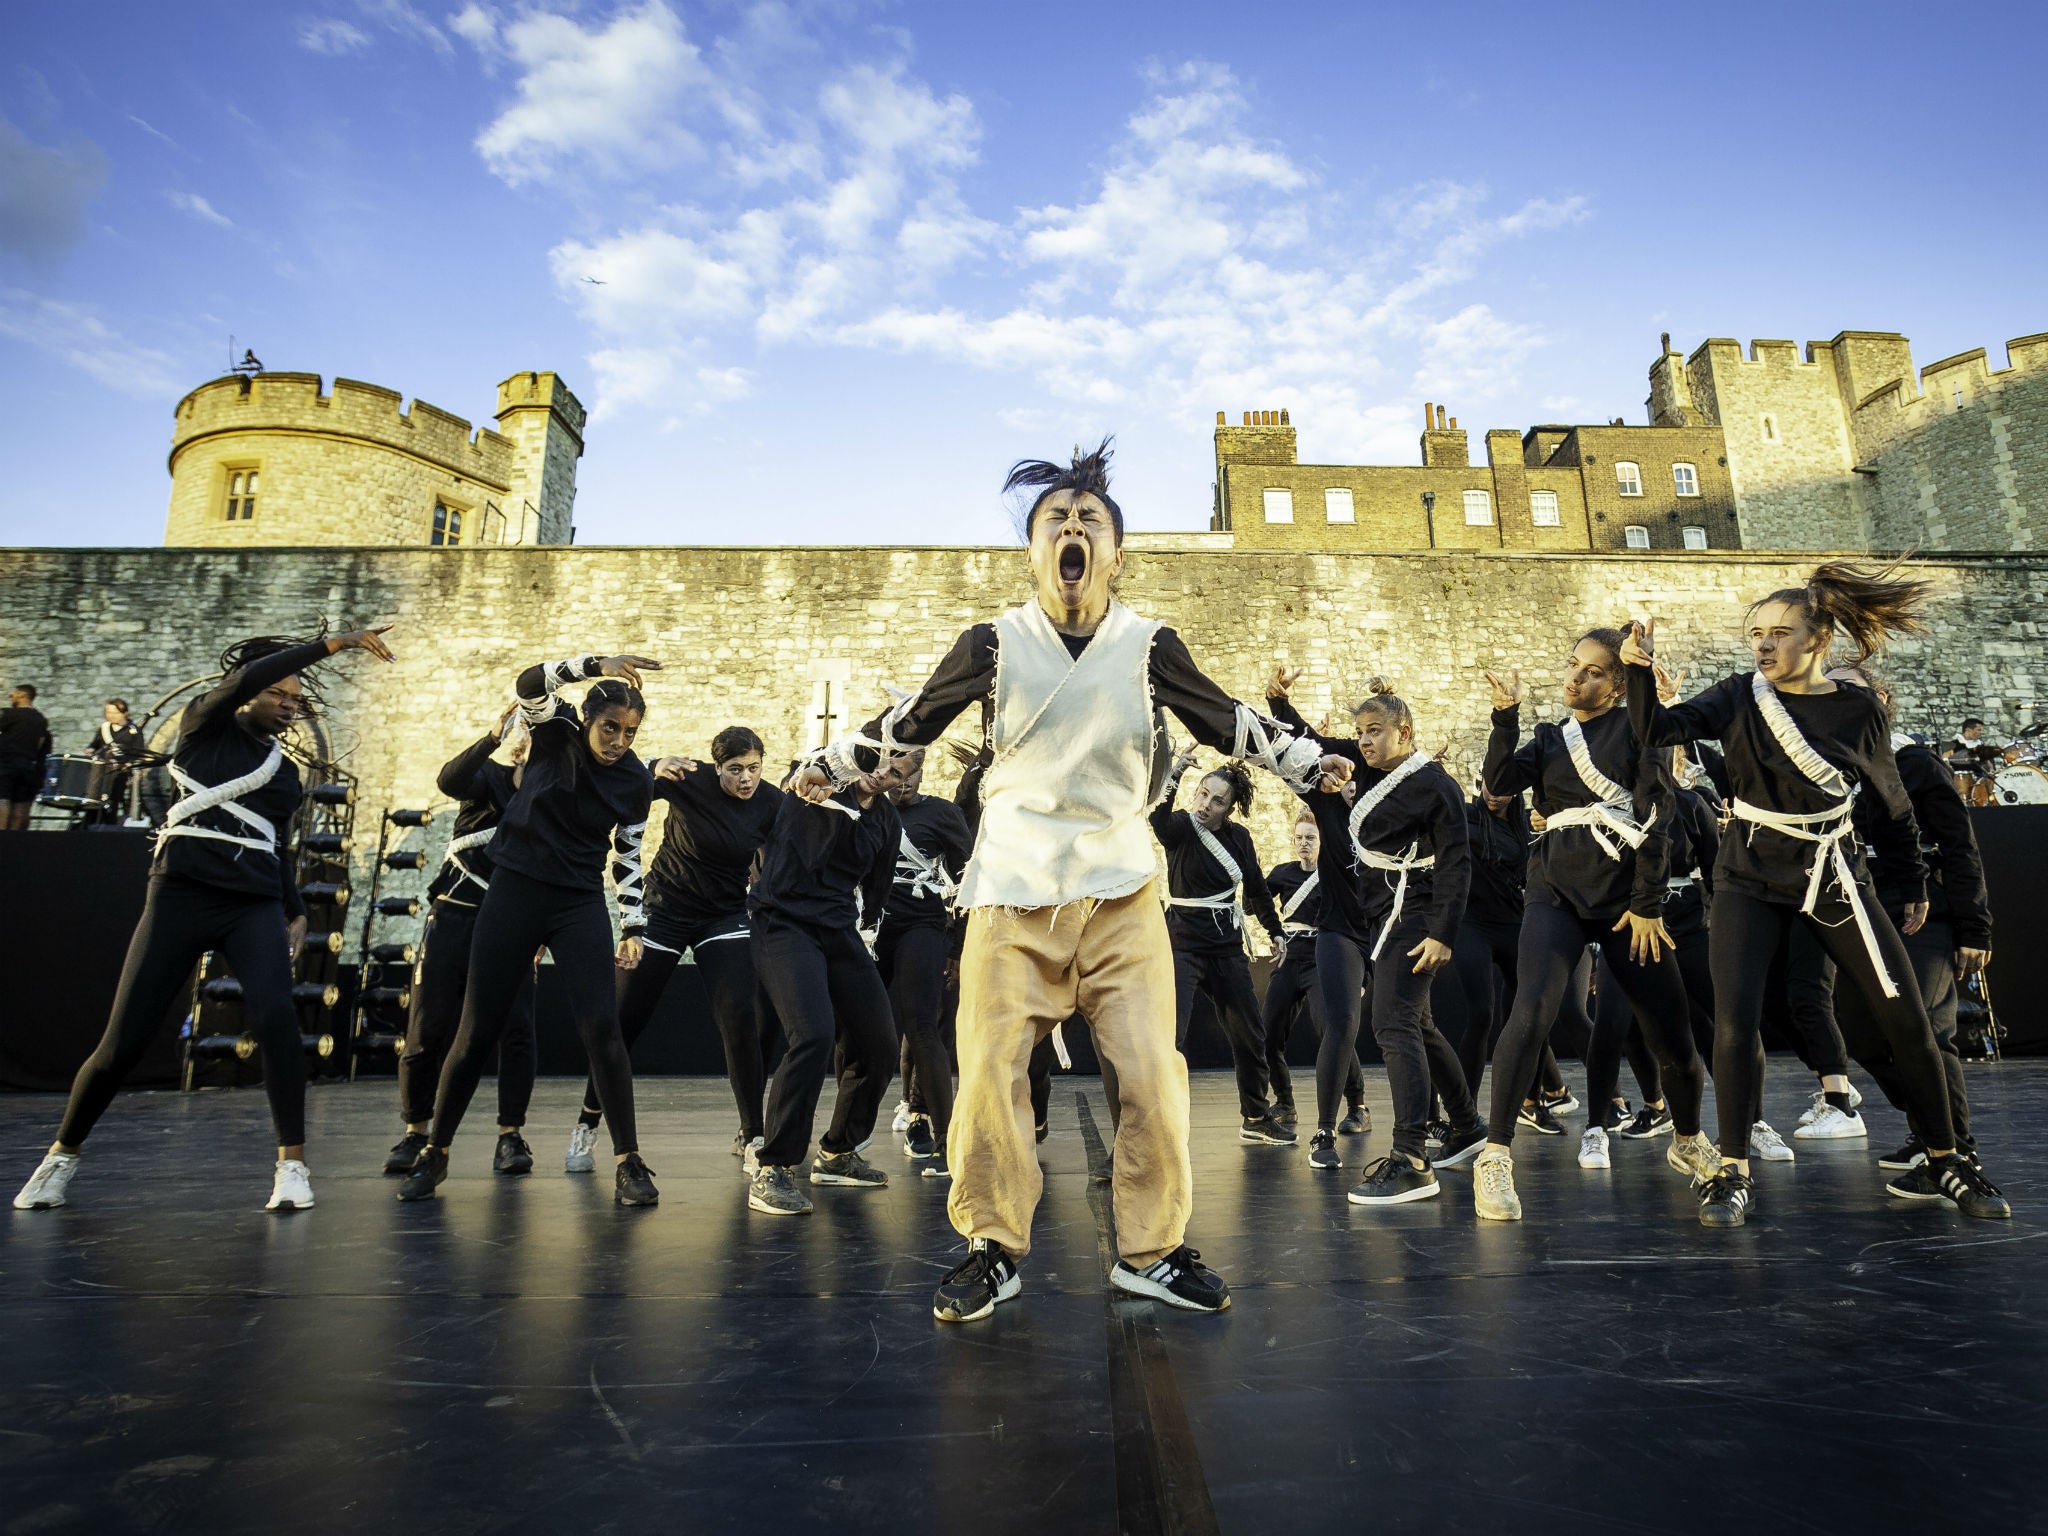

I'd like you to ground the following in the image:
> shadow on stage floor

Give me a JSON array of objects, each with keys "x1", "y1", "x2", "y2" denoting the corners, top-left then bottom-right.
[{"x1": 3, "y1": 1066, "x2": 2044, "y2": 1535}]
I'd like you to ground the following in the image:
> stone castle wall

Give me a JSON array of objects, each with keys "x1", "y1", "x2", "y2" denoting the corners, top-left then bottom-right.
[{"x1": 4, "y1": 545, "x2": 2043, "y2": 910}]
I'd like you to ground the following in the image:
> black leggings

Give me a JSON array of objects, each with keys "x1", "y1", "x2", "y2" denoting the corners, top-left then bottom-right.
[
  {"x1": 1487, "y1": 901, "x2": 1703, "y2": 1146},
  {"x1": 1261, "y1": 940, "x2": 1363, "y2": 1114},
  {"x1": 588, "y1": 917, "x2": 775, "y2": 1137},
  {"x1": 755, "y1": 913, "x2": 898, "y2": 1168},
  {"x1": 1584, "y1": 950, "x2": 1671, "y2": 1122},
  {"x1": 1836, "y1": 912, "x2": 1974, "y2": 1152},
  {"x1": 1172, "y1": 943, "x2": 1272, "y2": 1119},
  {"x1": 878, "y1": 920, "x2": 955, "y2": 1144},
  {"x1": 1712, "y1": 884, "x2": 1949, "y2": 1163},
  {"x1": 1771, "y1": 920, "x2": 1849, "y2": 1078},
  {"x1": 399, "y1": 898, "x2": 536, "y2": 1128},
  {"x1": 60, "y1": 875, "x2": 305, "y2": 1148},
  {"x1": 433, "y1": 868, "x2": 638, "y2": 1156},
  {"x1": 1708, "y1": 884, "x2": 1954, "y2": 1158},
  {"x1": 1315, "y1": 919, "x2": 1472, "y2": 1155}
]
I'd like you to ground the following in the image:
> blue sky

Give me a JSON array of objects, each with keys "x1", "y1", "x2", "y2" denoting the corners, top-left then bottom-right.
[{"x1": 3, "y1": 0, "x2": 2042, "y2": 547}]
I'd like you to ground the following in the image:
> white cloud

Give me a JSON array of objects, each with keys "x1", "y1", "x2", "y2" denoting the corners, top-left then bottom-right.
[
  {"x1": 166, "y1": 191, "x2": 234, "y2": 228},
  {"x1": 297, "y1": 17, "x2": 371, "y2": 54},
  {"x1": 0, "y1": 288, "x2": 181, "y2": 397},
  {"x1": 0, "y1": 116, "x2": 107, "y2": 264}
]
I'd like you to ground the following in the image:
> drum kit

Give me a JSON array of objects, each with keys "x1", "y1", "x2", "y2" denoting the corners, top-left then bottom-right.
[
  {"x1": 35, "y1": 751, "x2": 163, "y2": 827},
  {"x1": 1953, "y1": 722, "x2": 2048, "y2": 807}
]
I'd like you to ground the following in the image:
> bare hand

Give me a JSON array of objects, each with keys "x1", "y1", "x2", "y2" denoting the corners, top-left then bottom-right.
[
  {"x1": 287, "y1": 915, "x2": 308, "y2": 961},
  {"x1": 1612, "y1": 909, "x2": 1673, "y2": 964},
  {"x1": 495, "y1": 703, "x2": 520, "y2": 739},
  {"x1": 615, "y1": 935, "x2": 644, "y2": 971},
  {"x1": 1529, "y1": 807, "x2": 1549, "y2": 833},
  {"x1": 1171, "y1": 746, "x2": 1198, "y2": 778},
  {"x1": 1901, "y1": 901, "x2": 1929, "y2": 936},
  {"x1": 1956, "y1": 945, "x2": 1991, "y2": 977},
  {"x1": 1317, "y1": 754, "x2": 1354, "y2": 792},
  {"x1": 788, "y1": 764, "x2": 833, "y2": 804},
  {"x1": 1620, "y1": 619, "x2": 1655, "y2": 668},
  {"x1": 1482, "y1": 668, "x2": 1523, "y2": 711},
  {"x1": 597, "y1": 654, "x2": 663, "y2": 688},
  {"x1": 1653, "y1": 659, "x2": 1685, "y2": 705},
  {"x1": 1408, "y1": 936, "x2": 1453, "y2": 974},
  {"x1": 330, "y1": 624, "x2": 397, "y2": 662},
  {"x1": 1266, "y1": 665, "x2": 1302, "y2": 700},
  {"x1": 653, "y1": 755, "x2": 697, "y2": 780}
]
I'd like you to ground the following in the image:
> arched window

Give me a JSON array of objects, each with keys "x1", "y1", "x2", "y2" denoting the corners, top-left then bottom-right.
[
  {"x1": 1761, "y1": 413, "x2": 1778, "y2": 442},
  {"x1": 1262, "y1": 488, "x2": 1294, "y2": 524},
  {"x1": 1614, "y1": 461, "x2": 1643, "y2": 497},
  {"x1": 1672, "y1": 463, "x2": 1699, "y2": 497},
  {"x1": 1682, "y1": 525, "x2": 1708, "y2": 550},
  {"x1": 224, "y1": 466, "x2": 259, "y2": 521},
  {"x1": 431, "y1": 501, "x2": 465, "y2": 546},
  {"x1": 1623, "y1": 524, "x2": 1651, "y2": 550}
]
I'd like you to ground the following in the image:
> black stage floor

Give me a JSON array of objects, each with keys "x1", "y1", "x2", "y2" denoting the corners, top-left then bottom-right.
[{"x1": 4, "y1": 1066, "x2": 2045, "y2": 1536}]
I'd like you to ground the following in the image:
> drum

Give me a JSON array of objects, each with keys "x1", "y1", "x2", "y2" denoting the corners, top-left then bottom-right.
[
  {"x1": 37, "y1": 754, "x2": 103, "y2": 809},
  {"x1": 1953, "y1": 770, "x2": 1994, "y2": 807},
  {"x1": 1992, "y1": 766, "x2": 2048, "y2": 805}
]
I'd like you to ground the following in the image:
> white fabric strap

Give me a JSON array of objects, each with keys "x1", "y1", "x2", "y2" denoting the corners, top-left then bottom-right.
[
  {"x1": 1279, "y1": 869, "x2": 1319, "y2": 933},
  {"x1": 611, "y1": 821, "x2": 646, "y2": 933},
  {"x1": 1345, "y1": 749, "x2": 1431, "y2": 863},
  {"x1": 1345, "y1": 751, "x2": 1436, "y2": 962},
  {"x1": 1545, "y1": 715, "x2": 1646, "y2": 861},
  {"x1": 1735, "y1": 674, "x2": 1896, "y2": 998},
  {"x1": 895, "y1": 831, "x2": 958, "y2": 902},
  {"x1": 1165, "y1": 815, "x2": 1247, "y2": 930},
  {"x1": 1050, "y1": 1021, "x2": 1072, "y2": 1070},
  {"x1": 442, "y1": 827, "x2": 497, "y2": 894},
  {"x1": 1232, "y1": 705, "x2": 1326, "y2": 794},
  {"x1": 158, "y1": 741, "x2": 283, "y2": 854}
]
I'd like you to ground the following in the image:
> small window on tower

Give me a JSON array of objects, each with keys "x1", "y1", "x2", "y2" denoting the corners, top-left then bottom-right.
[
  {"x1": 1673, "y1": 463, "x2": 1699, "y2": 497},
  {"x1": 1324, "y1": 488, "x2": 1354, "y2": 524},
  {"x1": 223, "y1": 466, "x2": 259, "y2": 521},
  {"x1": 1614, "y1": 461, "x2": 1643, "y2": 497},
  {"x1": 1529, "y1": 489, "x2": 1561, "y2": 526},
  {"x1": 1682, "y1": 525, "x2": 1708, "y2": 550},
  {"x1": 1624, "y1": 524, "x2": 1651, "y2": 550},
  {"x1": 431, "y1": 501, "x2": 464, "y2": 546},
  {"x1": 1761, "y1": 413, "x2": 1778, "y2": 442},
  {"x1": 1262, "y1": 488, "x2": 1294, "y2": 524}
]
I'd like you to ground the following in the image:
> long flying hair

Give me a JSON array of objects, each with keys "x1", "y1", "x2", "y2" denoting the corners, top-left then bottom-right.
[
  {"x1": 1750, "y1": 559, "x2": 1933, "y2": 666},
  {"x1": 220, "y1": 622, "x2": 332, "y2": 714},
  {"x1": 1002, "y1": 437, "x2": 1124, "y2": 544}
]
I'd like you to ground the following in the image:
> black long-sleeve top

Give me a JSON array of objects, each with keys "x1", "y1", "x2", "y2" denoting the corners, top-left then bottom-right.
[
  {"x1": 85, "y1": 719, "x2": 147, "y2": 761},
  {"x1": 1483, "y1": 703, "x2": 1671, "y2": 921},
  {"x1": 885, "y1": 793, "x2": 973, "y2": 928},
  {"x1": 1149, "y1": 780, "x2": 1282, "y2": 951},
  {"x1": 427, "y1": 732, "x2": 521, "y2": 905},
  {"x1": 1463, "y1": 794, "x2": 1531, "y2": 926},
  {"x1": 1267, "y1": 859, "x2": 1322, "y2": 930},
  {"x1": 748, "y1": 786, "x2": 901, "y2": 932},
  {"x1": 646, "y1": 763, "x2": 784, "y2": 927},
  {"x1": 1669, "y1": 787, "x2": 1719, "y2": 893},
  {"x1": 490, "y1": 658, "x2": 653, "y2": 929},
  {"x1": 1626, "y1": 666, "x2": 1925, "y2": 907},
  {"x1": 155, "y1": 639, "x2": 331, "y2": 916},
  {"x1": 1270, "y1": 697, "x2": 1470, "y2": 945},
  {"x1": 1858, "y1": 742, "x2": 1991, "y2": 946}
]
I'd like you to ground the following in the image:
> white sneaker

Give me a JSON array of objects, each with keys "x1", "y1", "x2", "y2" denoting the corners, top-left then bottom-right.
[
  {"x1": 890, "y1": 1100, "x2": 913, "y2": 1133},
  {"x1": 1797, "y1": 1086, "x2": 1863, "y2": 1126},
  {"x1": 1750, "y1": 1121, "x2": 1795, "y2": 1162},
  {"x1": 1668, "y1": 1131, "x2": 1722, "y2": 1185},
  {"x1": 13, "y1": 1152, "x2": 80, "y2": 1209},
  {"x1": 742, "y1": 1136, "x2": 763, "y2": 1177},
  {"x1": 1578, "y1": 1126, "x2": 1610, "y2": 1169},
  {"x1": 1794, "y1": 1105, "x2": 1867, "y2": 1141},
  {"x1": 565, "y1": 1123, "x2": 598, "y2": 1173},
  {"x1": 1473, "y1": 1146, "x2": 1521, "y2": 1221},
  {"x1": 267, "y1": 1159, "x2": 315, "y2": 1211}
]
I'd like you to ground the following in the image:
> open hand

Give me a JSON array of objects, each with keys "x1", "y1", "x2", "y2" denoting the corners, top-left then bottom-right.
[
  {"x1": 598, "y1": 655, "x2": 662, "y2": 688},
  {"x1": 1612, "y1": 909, "x2": 1673, "y2": 964},
  {"x1": 287, "y1": 914, "x2": 308, "y2": 962},
  {"x1": 653, "y1": 755, "x2": 697, "y2": 780},
  {"x1": 1619, "y1": 619, "x2": 1655, "y2": 668},
  {"x1": 331, "y1": 624, "x2": 397, "y2": 662},
  {"x1": 1901, "y1": 901, "x2": 1929, "y2": 936},
  {"x1": 1482, "y1": 668, "x2": 1523, "y2": 711},
  {"x1": 1408, "y1": 936, "x2": 1453, "y2": 974},
  {"x1": 1266, "y1": 665, "x2": 1303, "y2": 700},
  {"x1": 1652, "y1": 659, "x2": 1686, "y2": 705}
]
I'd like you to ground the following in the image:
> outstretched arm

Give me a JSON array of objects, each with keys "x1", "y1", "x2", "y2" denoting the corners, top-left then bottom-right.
[
  {"x1": 1151, "y1": 631, "x2": 1333, "y2": 794},
  {"x1": 185, "y1": 625, "x2": 396, "y2": 737},
  {"x1": 1620, "y1": 621, "x2": 1739, "y2": 748},
  {"x1": 516, "y1": 653, "x2": 661, "y2": 735}
]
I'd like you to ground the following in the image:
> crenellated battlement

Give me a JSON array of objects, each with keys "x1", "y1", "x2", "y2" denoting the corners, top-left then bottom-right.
[
  {"x1": 1854, "y1": 334, "x2": 2048, "y2": 421},
  {"x1": 170, "y1": 373, "x2": 513, "y2": 487}
]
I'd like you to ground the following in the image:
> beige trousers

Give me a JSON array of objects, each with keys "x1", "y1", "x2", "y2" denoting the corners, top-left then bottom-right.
[{"x1": 946, "y1": 881, "x2": 1191, "y2": 1266}]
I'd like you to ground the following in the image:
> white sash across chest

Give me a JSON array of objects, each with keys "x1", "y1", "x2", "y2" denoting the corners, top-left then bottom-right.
[
  {"x1": 1346, "y1": 751, "x2": 1435, "y2": 961},
  {"x1": 1164, "y1": 814, "x2": 1247, "y2": 930},
  {"x1": 157, "y1": 740, "x2": 284, "y2": 856},
  {"x1": 1537, "y1": 715, "x2": 1646, "y2": 860}
]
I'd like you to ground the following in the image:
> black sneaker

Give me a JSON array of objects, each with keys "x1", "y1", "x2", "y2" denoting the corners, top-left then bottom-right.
[
  {"x1": 1890, "y1": 1154, "x2": 2012, "y2": 1219},
  {"x1": 904, "y1": 1115, "x2": 937, "y2": 1160},
  {"x1": 1307, "y1": 1129, "x2": 1341, "y2": 1169},
  {"x1": 614, "y1": 1153, "x2": 659, "y2": 1207},
  {"x1": 1542, "y1": 1090, "x2": 1580, "y2": 1115},
  {"x1": 811, "y1": 1149, "x2": 888, "y2": 1187},
  {"x1": 1240, "y1": 1113, "x2": 1297, "y2": 1145},
  {"x1": 1346, "y1": 1155, "x2": 1440, "y2": 1206},
  {"x1": 493, "y1": 1131, "x2": 534, "y2": 1176},
  {"x1": 932, "y1": 1238, "x2": 1022, "y2": 1323},
  {"x1": 1698, "y1": 1168, "x2": 1754, "y2": 1228},
  {"x1": 1878, "y1": 1136, "x2": 1927, "y2": 1171},
  {"x1": 1336, "y1": 1105, "x2": 1370, "y2": 1136},
  {"x1": 1434, "y1": 1122, "x2": 1487, "y2": 1168},
  {"x1": 1617, "y1": 1104, "x2": 1674, "y2": 1139},
  {"x1": 1517, "y1": 1102, "x2": 1566, "y2": 1136},
  {"x1": 1110, "y1": 1245, "x2": 1230, "y2": 1312},
  {"x1": 1423, "y1": 1117, "x2": 1451, "y2": 1150},
  {"x1": 384, "y1": 1131, "x2": 429, "y2": 1176},
  {"x1": 1273, "y1": 1104, "x2": 1299, "y2": 1130},
  {"x1": 1035, "y1": 1122, "x2": 1049, "y2": 1145},
  {"x1": 396, "y1": 1147, "x2": 448, "y2": 1202},
  {"x1": 748, "y1": 1164, "x2": 812, "y2": 1215},
  {"x1": 921, "y1": 1150, "x2": 951, "y2": 1180}
]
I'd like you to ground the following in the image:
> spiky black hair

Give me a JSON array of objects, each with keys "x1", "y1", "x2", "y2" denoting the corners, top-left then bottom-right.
[{"x1": 1002, "y1": 436, "x2": 1124, "y2": 544}]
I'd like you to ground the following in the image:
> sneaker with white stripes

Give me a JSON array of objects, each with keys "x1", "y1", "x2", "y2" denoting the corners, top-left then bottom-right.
[
  {"x1": 13, "y1": 1152, "x2": 80, "y2": 1210},
  {"x1": 1794, "y1": 1105, "x2": 1866, "y2": 1141},
  {"x1": 1750, "y1": 1121, "x2": 1796, "y2": 1162},
  {"x1": 1110, "y1": 1245, "x2": 1231, "y2": 1312},
  {"x1": 1698, "y1": 1168, "x2": 1755, "y2": 1228},
  {"x1": 891, "y1": 1099, "x2": 914, "y2": 1134}
]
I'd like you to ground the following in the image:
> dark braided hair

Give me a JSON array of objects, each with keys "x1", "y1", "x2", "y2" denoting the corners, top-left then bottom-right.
[
  {"x1": 580, "y1": 679, "x2": 645, "y2": 725},
  {"x1": 1002, "y1": 436, "x2": 1124, "y2": 545},
  {"x1": 1202, "y1": 761, "x2": 1255, "y2": 815},
  {"x1": 220, "y1": 622, "x2": 332, "y2": 713}
]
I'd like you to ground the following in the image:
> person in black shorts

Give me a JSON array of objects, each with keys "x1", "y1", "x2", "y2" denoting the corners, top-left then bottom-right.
[{"x1": 0, "y1": 683, "x2": 51, "y2": 830}]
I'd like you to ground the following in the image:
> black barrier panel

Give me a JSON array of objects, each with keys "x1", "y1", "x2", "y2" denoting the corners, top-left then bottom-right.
[
  {"x1": 1974, "y1": 805, "x2": 2048, "y2": 1055},
  {"x1": 0, "y1": 830, "x2": 183, "y2": 1091}
]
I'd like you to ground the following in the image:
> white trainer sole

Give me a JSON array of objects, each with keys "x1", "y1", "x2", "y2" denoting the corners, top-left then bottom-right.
[
  {"x1": 933, "y1": 1269, "x2": 1022, "y2": 1323},
  {"x1": 1346, "y1": 1180, "x2": 1440, "y2": 1206},
  {"x1": 1109, "y1": 1266, "x2": 1231, "y2": 1312}
]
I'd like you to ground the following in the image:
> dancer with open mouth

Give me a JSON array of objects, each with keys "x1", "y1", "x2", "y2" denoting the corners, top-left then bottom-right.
[{"x1": 793, "y1": 440, "x2": 1347, "y2": 1321}]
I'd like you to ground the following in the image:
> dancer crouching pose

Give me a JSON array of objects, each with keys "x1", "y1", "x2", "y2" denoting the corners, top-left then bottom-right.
[
  {"x1": 796, "y1": 441, "x2": 1342, "y2": 1320},
  {"x1": 569, "y1": 727, "x2": 783, "y2": 1174},
  {"x1": 743, "y1": 749, "x2": 915, "y2": 1215},
  {"x1": 1622, "y1": 562, "x2": 2008, "y2": 1225},
  {"x1": 1153, "y1": 750, "x2": 1294, "y2": 1145},
  {"x1": 386, "y1": 706, "x2": 539, "y2": 1177},
  {"x1": 400, "y1": 653, "x2": 662, "y2": 1207},
  {"x1": 15, "y1": 624, "x2": 396, "y2": 1213},
  {"x1": 1471, "y1": 630, "x2": 1714, "y2": 1223}
]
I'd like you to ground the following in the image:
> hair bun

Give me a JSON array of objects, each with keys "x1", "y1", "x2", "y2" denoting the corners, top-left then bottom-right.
[{"x1": 1364, "y1": 674, "x2": 1394, "y2": 696}]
